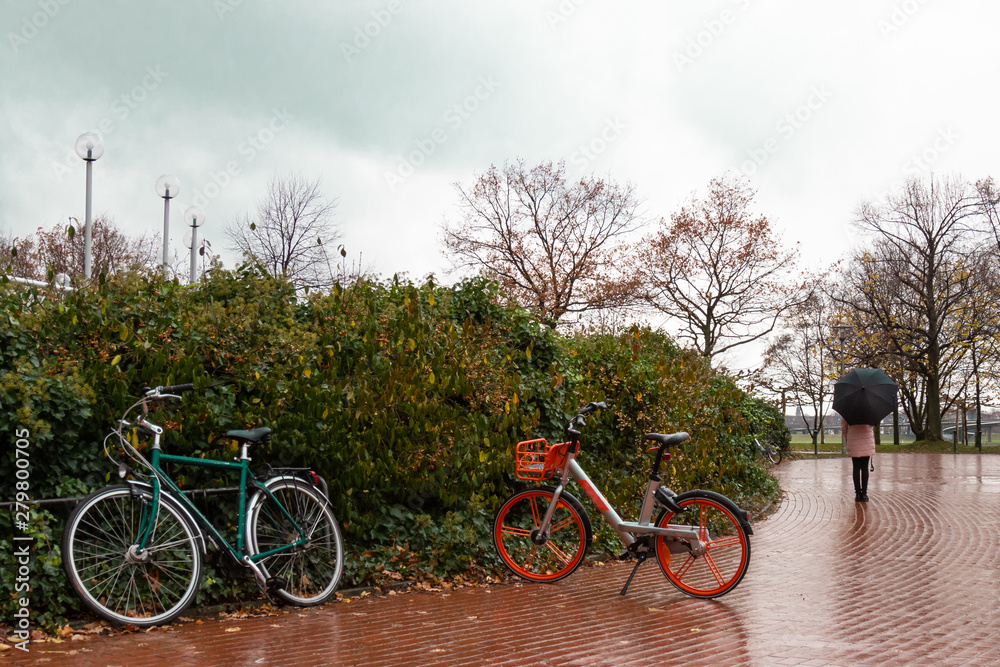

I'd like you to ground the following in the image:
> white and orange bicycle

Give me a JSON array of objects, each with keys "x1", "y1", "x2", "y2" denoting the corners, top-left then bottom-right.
[{"x1": 493, "y1": 402, "x2": 753, "y2": 598}]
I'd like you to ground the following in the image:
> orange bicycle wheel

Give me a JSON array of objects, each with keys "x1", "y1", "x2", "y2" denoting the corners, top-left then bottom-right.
[
  {"x1": 493, "y1": 487, "x2": 591, "y2": 582},
  {"x1": 653, "y1": 493, "x2": 750, "y2": 599}
]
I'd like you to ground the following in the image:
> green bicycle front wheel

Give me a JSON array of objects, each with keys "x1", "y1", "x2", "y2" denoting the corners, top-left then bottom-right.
[
  {"x1": 246, "y1": 477, "x2": 344, "y2": 606},
  {"x1": 62, "y1": 484, "x2": 203, "y2": 626}
]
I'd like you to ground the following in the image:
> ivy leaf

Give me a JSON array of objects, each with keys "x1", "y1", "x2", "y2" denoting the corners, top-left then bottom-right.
[{"x1": 111, "y1": 355, "x2": 121, "y2": 366}]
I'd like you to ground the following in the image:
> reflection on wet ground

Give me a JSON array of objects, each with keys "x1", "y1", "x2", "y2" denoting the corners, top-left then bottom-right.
[{"x1": 8, "y1": 454, "x2": 1000, "y2": 666}]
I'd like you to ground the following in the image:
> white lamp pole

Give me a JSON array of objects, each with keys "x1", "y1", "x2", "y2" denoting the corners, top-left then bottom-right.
[
  {"x1": 155, "y1": 175, "x2": 181, "y2": 277},
  {"x1": 184, "y1": 206, "x2": 205, "y2": 284},
  {"x1": 74, "y1": 132, "x2": 105, "y2": 279}
]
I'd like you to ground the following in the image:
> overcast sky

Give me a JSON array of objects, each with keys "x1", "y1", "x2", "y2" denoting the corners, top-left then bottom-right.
[{"x1": 2, "y1": 0, "x2": 996, "y2": 305}]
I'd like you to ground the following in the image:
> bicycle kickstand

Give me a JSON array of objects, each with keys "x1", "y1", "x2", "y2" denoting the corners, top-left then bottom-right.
[{"x1": 619, "y1": 552, "x2": 648, "y2": 596}]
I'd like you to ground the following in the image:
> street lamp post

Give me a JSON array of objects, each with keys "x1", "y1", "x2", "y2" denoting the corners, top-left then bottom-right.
[
  {"x1": 184, "y1": 206, "x2": 205, "y2": 284},
  {"x1": 74, "y1": 132, "x2": 105, "y2": 279},
  {"x1": 155, "y1": 175, "x2": 181, "y2": 278}
]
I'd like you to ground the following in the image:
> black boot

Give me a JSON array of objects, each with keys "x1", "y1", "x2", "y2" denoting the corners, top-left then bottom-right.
[
  {"x1": 859, "y1": 491, "x2": 869, "y2": 502},
  {"x1": 854, "y1": 490, "x2": 862, "y2": 502}
]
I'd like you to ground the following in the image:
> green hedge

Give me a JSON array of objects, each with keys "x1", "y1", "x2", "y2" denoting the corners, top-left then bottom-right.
[{"x1": 0, "y1": 268, "x2": 781, "y2": 628}]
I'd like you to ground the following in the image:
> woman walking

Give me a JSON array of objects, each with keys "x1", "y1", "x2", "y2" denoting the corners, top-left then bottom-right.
[{"x1": 841, "y1": 419, "x2": 875, "y2": 502}]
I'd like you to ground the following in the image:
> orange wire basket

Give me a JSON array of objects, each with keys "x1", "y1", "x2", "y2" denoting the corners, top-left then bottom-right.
[{"x1": 515, "y1": 439, "x2": 571, "y2": 481}]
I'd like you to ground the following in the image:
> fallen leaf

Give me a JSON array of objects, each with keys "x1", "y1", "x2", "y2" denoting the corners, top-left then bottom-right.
[{"x1": 225, "y1": 627, "x2": 241, "y2": 633}]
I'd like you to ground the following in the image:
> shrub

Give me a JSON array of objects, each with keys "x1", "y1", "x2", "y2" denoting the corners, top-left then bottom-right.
[{"x1": 0, "y1": 270, "x2": 783, "y2": 629}]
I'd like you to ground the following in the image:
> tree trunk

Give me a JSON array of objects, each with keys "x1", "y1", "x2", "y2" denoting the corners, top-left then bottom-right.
[{"x1": 925, "y1": 373, "x2": 943, "y2": 441}]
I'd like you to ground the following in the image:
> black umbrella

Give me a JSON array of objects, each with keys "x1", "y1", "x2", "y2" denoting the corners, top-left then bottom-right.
[{"x1": 833, "y1": 368, "x2": 898, "y2": 426}]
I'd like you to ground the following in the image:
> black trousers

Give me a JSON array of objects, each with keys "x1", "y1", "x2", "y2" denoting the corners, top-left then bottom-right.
[{"x1": 852, "y1": 456, "x2": 870, "y2": 493}]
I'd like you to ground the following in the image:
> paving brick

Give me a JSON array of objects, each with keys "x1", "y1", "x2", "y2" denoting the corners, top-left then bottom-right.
[{"x1": 7, "y1": 454, "x2": 1000, "y2": 665}]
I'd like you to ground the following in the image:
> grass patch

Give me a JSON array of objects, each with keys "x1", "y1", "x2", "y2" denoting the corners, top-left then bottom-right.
[{"x1": 789, "y1": 435, "x2": 1000, "y2": 457}]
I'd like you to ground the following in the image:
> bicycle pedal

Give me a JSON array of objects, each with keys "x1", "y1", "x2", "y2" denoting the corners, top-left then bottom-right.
[{"x1": 266, "y1": 576, "x2": 287, "y2": 593}]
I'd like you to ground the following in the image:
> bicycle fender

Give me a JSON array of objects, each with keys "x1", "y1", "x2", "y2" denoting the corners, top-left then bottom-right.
[
  {"x1": 673, "y1": 489, "x2": 753, "y2": 536},
  {"x1": 125, "y1": 481, "x2": 211, "y2": 554},
  {"x1": 247, "y1": 475, "x2": 335, "y2": 519}
]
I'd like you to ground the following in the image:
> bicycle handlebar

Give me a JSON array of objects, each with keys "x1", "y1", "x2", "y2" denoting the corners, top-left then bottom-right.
[
  {"x1": 160, "y1": 383, "x2": 194, "y2": 394},
  {"x1": 143, "y1": 383, "x2": 194, "y2": 398},
  {"x1": 565, "y1": 402, "x2": 607, "y2": 440}
]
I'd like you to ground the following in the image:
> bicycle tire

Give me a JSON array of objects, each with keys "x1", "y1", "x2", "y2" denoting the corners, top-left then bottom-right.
[
  {"x1": 653, "y1": 490, "x2": 751, "y2": 599},
  {"x1": 767, "y1": 445, "x2": 782, "y2": 465},
  {"x1": 493, "y1": 486, "x2": 592, "y2": 582},
  {"x1": 246, "y1": 477, "x2": 344, "y2": 605},
  {"x1": 62, "y1": 484, "x2": 203, "y2": 626}
]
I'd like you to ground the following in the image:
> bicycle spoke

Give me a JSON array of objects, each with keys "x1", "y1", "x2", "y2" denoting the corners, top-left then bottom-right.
[
  {"x1": 529, "y1": 497, "x2": 541, "y2": 527},
  {"x1": 707, "y1": 535, "x2": 742, "y2": 549},
  {"x1": 702, "y1": 552, "x2": 726, "y2": 587},
  {"x1": 550, "y1": 515, "x2": 576, "y2": 534},
  {"x1": 543, "y1": 540, "x2": 573, "y2": 565},
  {"x1": 673, "y1": 554, "x2": 696, "y2": 579},
  {"x1": 521, "y1": 545, "x2": 541, "y2": 571}
]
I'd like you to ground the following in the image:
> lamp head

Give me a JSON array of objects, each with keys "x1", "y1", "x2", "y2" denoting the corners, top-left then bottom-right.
[
  {"x1": 184, "y1": 206, "x2": 206, "y2": 228},
  {"x1": 74, "y1": 132, "x2": 105, "y2": 161},
  {"x1": 155, "y1": 174, "x2": 181, "y2": 199}
]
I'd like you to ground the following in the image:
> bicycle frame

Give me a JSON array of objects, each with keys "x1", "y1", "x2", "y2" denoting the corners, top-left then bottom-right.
[
  {"x1": 537, "y1": 454, "x2": 700, "y2": 547},
  {"x1": 130, "y1": 417, "x2": 309, "y2": 579}
]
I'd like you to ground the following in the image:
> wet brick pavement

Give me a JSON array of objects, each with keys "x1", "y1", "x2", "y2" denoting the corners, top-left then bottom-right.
[{"x1": 6, "y1": 454, "x2": 1000, "y2": 666}]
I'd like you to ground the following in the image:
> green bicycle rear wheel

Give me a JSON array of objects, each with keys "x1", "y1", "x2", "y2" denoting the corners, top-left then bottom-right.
[{"x1": 246, "y1": 477, "x2": 344, "y2": 605}]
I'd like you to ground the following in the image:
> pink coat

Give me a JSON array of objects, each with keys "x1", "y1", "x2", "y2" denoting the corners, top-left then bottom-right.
[{"x1": 842, "y1": 420, "x2": 876, "y2": 458}]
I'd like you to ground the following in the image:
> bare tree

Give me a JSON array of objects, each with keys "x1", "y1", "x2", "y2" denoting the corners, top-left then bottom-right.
[
  {"x1": 838, "y1": 175, "x2": 993, "y2": 441},
  {"x1": 637, "y1": 175, "x2": 809, "y2": 360},
  {"x1": 2, "y1": 216, "x2": 157, "y2": 282},
  {"x1": 226, "y1": 174, "x2": 340, "y2": 291},
  {"x1": 443, "y1": 160, "x2": 643, "y2": 328},
  {"x1": 758, "y1": 293, "x2": 835, "y2": 449}
]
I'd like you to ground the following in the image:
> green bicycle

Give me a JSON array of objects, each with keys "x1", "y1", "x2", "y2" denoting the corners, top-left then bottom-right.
[{"x1": 62, "y1": 384, "x2": 344, "y2": 626}]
